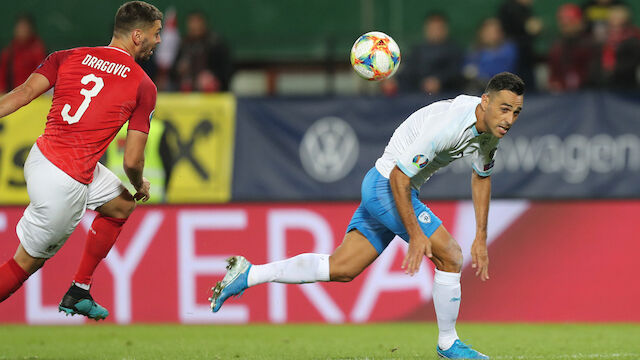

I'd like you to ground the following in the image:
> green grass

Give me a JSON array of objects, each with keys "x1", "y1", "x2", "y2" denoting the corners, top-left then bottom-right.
[{"x1": 0, "y1": 323, "x2": 638, "y2": 360}]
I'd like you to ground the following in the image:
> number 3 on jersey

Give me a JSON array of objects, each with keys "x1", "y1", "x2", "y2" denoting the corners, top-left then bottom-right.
[{"x1": 61, "y1": 73, "x2": 104, "y2": 124}]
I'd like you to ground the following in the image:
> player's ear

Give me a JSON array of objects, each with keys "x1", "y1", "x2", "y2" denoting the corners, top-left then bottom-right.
[
  {"x1": 132, "y1": 29, "x2": 143, "y2": 46},
  {"x1": 480, "y1": 93, "x2": 490, "y2": 111}
]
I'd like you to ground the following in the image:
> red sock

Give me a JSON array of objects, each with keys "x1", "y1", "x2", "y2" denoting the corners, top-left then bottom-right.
[
  {"x1": 0, "y1": 258, "x2": 30, "y2": 302},
  {"x1": 73, "y1": 215, "x2": 127, "y2": 286}
]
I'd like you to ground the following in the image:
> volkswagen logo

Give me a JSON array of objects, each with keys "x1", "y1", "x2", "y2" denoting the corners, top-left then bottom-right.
[{"x1": 299, "y1": 117, "x2": 359, "y2": 183}]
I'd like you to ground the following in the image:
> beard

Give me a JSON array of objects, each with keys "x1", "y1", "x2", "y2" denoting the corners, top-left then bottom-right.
[{"x1": 137, "y1": 39, "x2": 156, "y2": 62}]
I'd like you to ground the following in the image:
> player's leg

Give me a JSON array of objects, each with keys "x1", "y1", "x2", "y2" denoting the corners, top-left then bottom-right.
[
  {"x1": 12, "y1": 244, "x2": 46, "y2": 274},
  {"x1": 210, "y1": 228, "x2": 381, "y2": 312},
  {"x1": 0, "y1": 144, "x2": 87, "y2": 303},
  {"x1": 428, "y1": 225, "x2": 487, "y2": 359},
  {"x1": 0, "y1": 245, "x2": 37, "y2": 302},
  {"x1": 362, "y1": 169, "x2": 486, "y2": 359},
  {"x1": 209, "y1": 180, "x2": 394, "y2": 313},
  {"x1": 393, "y1": 208, "x2": 486, "y2": 358},
  {"x1": 329, "y1": 229, "x2": 380, "y2": 281},
  {"x1": 245, "y1": 228, "x2": 379, "y2": 287},
  {"x1": 71, "y1": 189, "x2": 134, "y2": 287},
  {"x1": 59, "y1": 163, "x2": 130, "y2": 320},
  {"x1": 425, "y1": 226, "x2": 462, "y2": 348}
]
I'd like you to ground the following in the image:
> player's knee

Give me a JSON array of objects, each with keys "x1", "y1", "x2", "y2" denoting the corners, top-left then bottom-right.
[
  {"x1": 123, "y1": 199, "x2": 136, "y2": 218},
  {"x1": 118, "y1": 196, "x2": 137, "y2": 219},
  {"x1": 329, "y1": 256, "x2": 359, "y2": 282},
  {"x1": 14, "y1": 246, "x2": 46, "y2": 275},
  {"x1": 110, "y1": 199, "x2": 136, "y2": 219},
  {"x1": 16, "y1": 257, "x2": 45, "y2": 275},
  {"x1": 441, "y1": 239, "x2": 463, "y2": 273},
  {"x1": 330, "y1": 270, "x2": 357, "y2": 282},
  {"x1": 111, "y1": 189, "x2": 137, "y2": 219}
]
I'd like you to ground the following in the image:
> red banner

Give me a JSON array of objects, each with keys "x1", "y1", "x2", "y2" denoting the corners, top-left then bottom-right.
[{"x1": 1, "y1": 201, "x2": 639, "y2": 324}]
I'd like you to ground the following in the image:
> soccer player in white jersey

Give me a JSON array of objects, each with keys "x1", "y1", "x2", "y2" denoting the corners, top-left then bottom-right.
[{"x1": 211, "y1": 72, "x2": 525, "y2": 359}]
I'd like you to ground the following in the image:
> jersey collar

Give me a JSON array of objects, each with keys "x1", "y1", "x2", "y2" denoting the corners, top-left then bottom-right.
[
  {"x1": 471, "y1": 124, "x2": 481, "y2": 137},
  {"x1": 103, "y1": 46, "x2": 133, "y2": 57}
]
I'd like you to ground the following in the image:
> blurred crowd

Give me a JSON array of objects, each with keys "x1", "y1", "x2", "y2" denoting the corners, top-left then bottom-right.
[
  {"x1": 0, "y1": 15, "x2": 46, "y2": 93},
  {"x1": 0, "y1": 10, "x2": 233, "y2": 94},
  {"x1": 1, "y1": 1, "x2": 639, "y2": 95},
  {"x1": 142, "y1": 9, "x2": 233, "y2": 92},
  {"x1": 386, "y1": 0, "x2": 640, "y2": 95}
]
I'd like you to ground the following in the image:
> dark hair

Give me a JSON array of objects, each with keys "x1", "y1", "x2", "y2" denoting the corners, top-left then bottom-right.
[
  {"x1": 485, "y1": 72, "x2": 525, "y2": 95},
  {"x1": 424, "y1": 11, "x2": 449, "y2": 24},
  {"x1": 113, "y1": 1, "x2": 163, "y2": 37},
  {"x1": 187, "y1": 10, "x2": 207, "y2": 20},
  {"x1": 15, "y1": 13, "x2": 36, "y2": 28}
]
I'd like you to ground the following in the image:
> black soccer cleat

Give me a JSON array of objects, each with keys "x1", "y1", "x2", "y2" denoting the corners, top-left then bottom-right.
[{"x1": 58, "y1": 283, "x2": 109, "y2": 321}]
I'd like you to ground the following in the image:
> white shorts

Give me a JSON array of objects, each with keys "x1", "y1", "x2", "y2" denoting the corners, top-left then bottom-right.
[{"x1": 16, "y1": 144, "x2": 126, "y2": 258}]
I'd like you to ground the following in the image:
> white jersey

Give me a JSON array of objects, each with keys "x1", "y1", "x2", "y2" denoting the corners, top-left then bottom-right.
[{"x1": 374, "y1": 95, "x2": 498, "y2": 190}]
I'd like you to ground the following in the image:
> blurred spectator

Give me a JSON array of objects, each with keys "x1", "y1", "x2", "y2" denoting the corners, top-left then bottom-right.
[
  {"x1": 139, "y1": 53, "x2": 158, "y2": 81},
  {"x1": 498, "y1": 0, "x2": 543, "y2": 89},
  {"x1": 547, "y1": 4, "x2": 597, "y2": 92},
  {"x1": 582, "y1": 0, "x2": 626, "y2": 43},
  {"x1": 463, "y1": 18, "x2": 518, "y2": 93},
  {"x1": 0, "y1": 14, "x2": 46, "y2": 93},
  {"x1": 154, "y1": 7, "x2": 180, "y2": 91},
  {"x1": 384, "y1": 12, "x2": 463, "y2": 96},
  {"x1": 598, "y1": 5, "x2": 640, "y2": 88},
  {"x1": 173, "y1": 12, "x2": 232, "y2": 92}
]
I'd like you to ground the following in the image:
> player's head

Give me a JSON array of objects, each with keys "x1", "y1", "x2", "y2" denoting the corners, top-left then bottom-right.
[
  {"x1": 479, "y1": 72, "x2": 524, "y2": 139},
  {"x1": 113, "y1": 1, "x2": 163, "y2": 62}
]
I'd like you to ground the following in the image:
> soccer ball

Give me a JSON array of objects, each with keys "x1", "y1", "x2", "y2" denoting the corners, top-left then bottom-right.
[{"x1": 350, "y1": 31, "x2": 401, "y2": 81}]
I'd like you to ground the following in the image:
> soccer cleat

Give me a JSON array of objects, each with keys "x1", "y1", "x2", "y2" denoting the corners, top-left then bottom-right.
[
  {"x1": 209, "y1": 256, "x2": 252, "y2": 313},
  {"x1": 437, "y1": 339, "x2": 489, "y2": 359},
  {"x1": 58, "y1": 283, "x2": 109, "y2": 321}
]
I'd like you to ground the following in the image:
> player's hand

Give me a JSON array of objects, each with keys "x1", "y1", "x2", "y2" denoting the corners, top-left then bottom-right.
[
  {"x1": 402, "y1": 234, "x2": 432, "y2": 276},
  {"x1": 471, "y1": 239, "x2": 489, "y2": 281},
  {"x1": 133, "y1": 177, "x2": 150, "y2": 202}
]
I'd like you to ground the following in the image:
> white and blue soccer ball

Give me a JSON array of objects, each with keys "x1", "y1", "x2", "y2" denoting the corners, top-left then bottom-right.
[{"x1": 350, "y1": 31, "x2": 401, "y2": 81}]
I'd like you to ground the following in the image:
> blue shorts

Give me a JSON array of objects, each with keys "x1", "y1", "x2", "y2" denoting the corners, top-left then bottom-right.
[{"x1": 346, "y1": 167, "x2": 443, "y2": 254}]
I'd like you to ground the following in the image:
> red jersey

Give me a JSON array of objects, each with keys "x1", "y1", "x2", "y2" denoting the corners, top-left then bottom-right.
[{"x1": 34, "y1": 46, "x2": 156, "y2": 184}]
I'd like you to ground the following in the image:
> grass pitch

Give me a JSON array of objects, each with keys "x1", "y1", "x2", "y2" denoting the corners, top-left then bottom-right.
[{"x1": 0, "y1": 323, "x2": 638, "y2": 360}]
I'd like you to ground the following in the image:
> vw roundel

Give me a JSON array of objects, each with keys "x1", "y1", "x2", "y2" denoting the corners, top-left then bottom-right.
[{"x1": 412, "y1": 154, "x2": 428, "y2": 169}]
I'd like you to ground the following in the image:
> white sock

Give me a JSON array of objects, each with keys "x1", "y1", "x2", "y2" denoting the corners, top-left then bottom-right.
[
  {"x1": 73, "y1": 282, "x2": 90, "y2": 290},
  {"x1": 247, "y1": 253, "x2": 330, "y2": 287},
  {"x1": 433, "y1": 269, "x2": 461, "y2": 350}
]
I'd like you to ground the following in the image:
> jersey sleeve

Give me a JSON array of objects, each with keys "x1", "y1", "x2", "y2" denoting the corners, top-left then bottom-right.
[
  {"x1": 128, "y1": 76, "x2": 157, "y2": 134},
  {"x1": 34, "y1": 50, "x2": 72, "y2": 86},
  {"x1": 471, "y1": 140, "x2": 498, "y2": 177},
  {"x1": 395, "y1": 121, "x2": 451, "y2": 178}
]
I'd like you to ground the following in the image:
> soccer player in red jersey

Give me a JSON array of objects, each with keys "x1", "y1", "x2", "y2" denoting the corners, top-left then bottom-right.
[{"x1": 0, "y1": 1, "x2": 162, "y2": 320}]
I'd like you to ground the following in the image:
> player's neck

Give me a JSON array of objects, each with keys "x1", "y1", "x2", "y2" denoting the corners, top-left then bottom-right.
[
  {"x1": 107, "y1": 38, "x2": 135, "y2": 58},
  {"x1": 474, "y1": 104, "x2": 487, "y2": 133}
]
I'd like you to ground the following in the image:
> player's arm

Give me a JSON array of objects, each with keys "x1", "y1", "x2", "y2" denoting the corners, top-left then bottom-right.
[
  {"x1": 125, "y1": 77, "x2": 157, "y2": 202},
  {"x1": 0, "y1": 73, "x2": 51, "y2": 118},
  {"x1": 390, "y1": 166, "x2": 433, "y2": 276},
  {"x1": 392, "y1": 119, "x2": 449, "y2": 276},
  {"x1": 471, "y1": 171, "x2": 491, "y2": 281},
  {"x1": 0, "y1": 49, "x2": 68, "y2": 118},
  {"x1": 123, "y1": 129, "x2": 150, "y2": 202}
]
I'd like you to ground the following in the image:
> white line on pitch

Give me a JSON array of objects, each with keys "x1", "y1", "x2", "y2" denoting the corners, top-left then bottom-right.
[{"x1": 493, "y1": 353, "x2": 640, "y2": 360}]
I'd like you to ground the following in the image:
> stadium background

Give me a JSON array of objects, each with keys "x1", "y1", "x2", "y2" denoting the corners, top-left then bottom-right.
[{"x1": 0, "y1": 0, "x2": 639, "y2": 331}]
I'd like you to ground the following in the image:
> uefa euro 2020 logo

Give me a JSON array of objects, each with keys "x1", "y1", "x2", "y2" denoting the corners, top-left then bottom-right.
[{"x1": 412, "y1": 154, "x2": 428, "y2": 169}]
